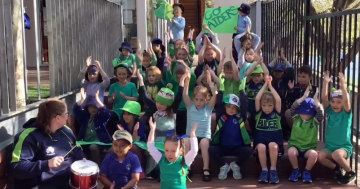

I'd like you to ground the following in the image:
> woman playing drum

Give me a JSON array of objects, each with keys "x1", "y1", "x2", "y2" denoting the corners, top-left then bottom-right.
[{"x1": 11, "y1": 99, "x2": 85, "y2": 189}]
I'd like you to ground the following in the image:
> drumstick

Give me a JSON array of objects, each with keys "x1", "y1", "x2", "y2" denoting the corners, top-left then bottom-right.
[{"x1": 63, "y1": 145, "x2": 77, "y2": 158}]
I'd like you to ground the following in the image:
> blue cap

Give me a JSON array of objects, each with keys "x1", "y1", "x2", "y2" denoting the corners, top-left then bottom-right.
[
  {"x1": 295, "y1": 98, "x2": 316, "y2": 116},
  {"x1": 119, "y1": 42, "x2": 133, "y2": 53},
  {"x1": 238, "y1": 3, "x2": 251, "y2": 15},
  {"x1": 274, "y1": 64, "x2": 286, "y2": 72},
  {"x1": 81, "y1": 95, "x2": 99, "y2": 109},
  {"x1": 87, "y1": 65, "x2": 99, "y2": 73}
]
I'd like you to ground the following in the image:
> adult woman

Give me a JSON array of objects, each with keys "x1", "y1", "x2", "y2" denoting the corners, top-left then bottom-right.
[{"x1": 11, "y1": 99, "x2": 85, "y2": 189}]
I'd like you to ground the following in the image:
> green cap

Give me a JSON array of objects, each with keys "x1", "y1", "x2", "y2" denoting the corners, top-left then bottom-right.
[
  {"x1": 223, "y1": 94, "x2": 240, "y2": 107},
  {"x1": 112, "y1": 58, "x2": 120, "y2": 67},
  {"x1": 156, "y1": 88, "x2": 175, "y2": 106},
  {"x1": 251, "y1": 65, "x2": 263, "y2": 74},
  {"x1": 120, "y1": 101, "x2": 141, "y2": 116},
  {"x1": 114, "y1": 63, "x2": 133, "y2": 77}
]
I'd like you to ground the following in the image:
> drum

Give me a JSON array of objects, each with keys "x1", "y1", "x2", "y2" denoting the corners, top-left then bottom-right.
[{"x1": 70, "y1": 160, "x2": 99, "y2": 189}]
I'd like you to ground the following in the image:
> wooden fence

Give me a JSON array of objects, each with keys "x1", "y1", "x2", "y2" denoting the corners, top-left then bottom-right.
[
  {"x1": 46, "y1": 0, "x2": 122, "y2": 97},
  {"x1": 0, "y1": 0, "x2": 17, "y2": 115}
]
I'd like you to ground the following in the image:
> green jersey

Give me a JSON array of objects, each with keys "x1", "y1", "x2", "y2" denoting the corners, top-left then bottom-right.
[
  {"x1": 288, "y1": 115, "x2": 318, "y2": 150},
  {"x1": 158, "y1": 155, "x2": 188, "y2": 189}
]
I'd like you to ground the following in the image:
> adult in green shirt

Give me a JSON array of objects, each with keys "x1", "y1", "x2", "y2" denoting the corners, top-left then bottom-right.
[
  {"x1": 318, "y1": 71, "x2": 355, "y2": 185},
  {"x1": 163, "y1": 60, "x2": 196, "y2": 135},
  {"x1": 112, "y1": 42, "x2": 137, "y2": 77}
]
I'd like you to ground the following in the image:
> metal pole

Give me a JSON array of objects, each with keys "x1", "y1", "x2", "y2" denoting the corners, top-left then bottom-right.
[
  {"x1": 33, "y1": 0, "x2": 42, "y2": 99},
  {"x1": 21, "y1": 0, "x2": 28, "y2": 97}
]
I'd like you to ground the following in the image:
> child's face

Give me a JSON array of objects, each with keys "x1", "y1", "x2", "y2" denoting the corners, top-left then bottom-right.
[
  {"x1": 223, "y1": 68, "x2": 233, "y2": 79},
  {"x1": 155, "y1": 102, "x2": 168, "y2": 111},
  {"x1": 113, "y1": 139, "x2": 132, "y2": 158},
  {"x1": 299, "y1": 114, "x2": 313, "y2": 121},
  {"x1": 175, "y1": 41, "x2": 184, "y2": 49},
  {"x1": 122, "y1": 49, "x2": 130, "y2": 56},
  {"x1": 123, "y1": 111, "x2": 135, "y2": 124},
  {"x1": 173, "y1": 6, "x2": 182, "y2": 17},
  {"x1": 164, "y1": 141, "x2": 181, "y2": 163},
  {"x1": 147, "y1": 70, "x2": 158, "y2": 84},
  {"x1": 245, "y1": 49, "x2": 255, "y2": 62},
  {"x1": 142, "y1": 56, "x2": 152, "y2": 68},
  {"x1": 251, "y1": 73, "x2": 263, "y2": 83},
  {"x1": 87, "y1": 105, "x2": 98, "y2": 116},
  {"x1": 297, "y1": 72, "x2": 311, "y2": 86},
  {"x1": 261, "y1": 102, "x2": 274, "y2": 114},
  {"x1": 116, "y1": 68, "x2": 128, "y2": 82},
  {"x1": 87, "y1": 72, "x2": 99, "y2": 82},
  {"x1": 176, "y1": 49, "x2": 187, "y2": 60},
  {"x1": 273, "y1": 71, "x2": 284, "y2": 80},
  {"x1": 204, "y1": 49, "x2": 215, "y2": 62},
  {"x1": 331, "y1": 97, "x2": 343, "y2": 113},
  {"x1": 242, "y1": 40, "x2": 252, "y2": 49},
  {"x1": 225, "y1": 104, "x2": 238, "y2": 116},
  {"x1": 194, "y1": 93, "x2": 207, "y2": 109},
  {"x1": 152, "y1": 44, "x2": 161, "y2": 51}
]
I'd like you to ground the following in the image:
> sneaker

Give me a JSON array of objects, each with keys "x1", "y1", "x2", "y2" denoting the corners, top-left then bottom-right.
[
  {"x1": 230, "y1": 162, "x2": 242, "y2": 180},
  {"x1": 218, "y1": 164, "x2": 230, "y2": 180},
  {"x1": 258, "y1": 170, "x2": 268, "y2": 183},
  {"x1": 269, "y1": 170, "x2": 279, "y2": 184},
  {"x1": 288, "y1": 169, "x2": 301, "y2": 182},
  {"x1": 338, "y1": 171, "x2": 356, "y2": 185},
  {"x1": 335, "y1": 166, "x2": 345, "y2": 180},
  {"x1": 302, "y1": 170, "x2": 312, "y2": 183}
]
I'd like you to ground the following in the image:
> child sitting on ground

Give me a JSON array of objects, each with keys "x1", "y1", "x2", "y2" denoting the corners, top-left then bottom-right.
[
  {"x1": 183, "y1": 69, "x2": 217, "y2": 181},
  {"x1": 254, "y1": 76, "x2": 283, "y2": 184},
  {"x1": 100, "y1": 130, "x2": 142, "y2": 189},
  {"x1": 147, "y1": 118, "x2": 199, "y2": 189},
  {"x1": 318, "y1": 71, "x2": 355, "y2": 185},
  {"x1": 288, "y1": 87, "x2": 324, "y2": 183},
  {"x1": 73, "y1": 90, "x2": 112, "y2": 165}
]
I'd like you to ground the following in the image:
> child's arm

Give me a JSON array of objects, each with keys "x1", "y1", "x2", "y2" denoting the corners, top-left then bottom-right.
[
  {"x1": 206, "y1": 36, "x2": 222, "y2": 61},
  {"x1": 234, "y1": 33, "x2": 244, "y2": 54},
  {"x1": 99, "y1": 155, "x2": 114, "y2": 188},
  {"x1": 147, "y1": 118, "x2": 162, "y2": 163},
  {"x1": 172, "y1": 17, "x2": 186, "y2": 30},
  {"x1": 198, "y1": 38, "x2": 207, "y2": 64},
  {"x1": 196, "y1": 72, "x2": 205, "y2": 86},
  {"x1": 339, "y1": 72, "x2": 351, "y2": 112},
  {"x1": 255, "y1": 79, "x2": 268, "y2": 112},
  {"x1": 313, "y1": 88, "x2": 324, "y2": 122},
  {"x1": 137, "y1": 70, "x2": 157, "y2": 111},
  {"x1": 184, "y1": 123, "x2": 199, "y2": 166},
  {"x1": 237, "y1": 48, "x2": 245, "y2": 68},
  {"x1": 209, "y1": 69, "x2": 220, "y2": 89},
  {"x1": 321, "y1": 71, "x2": 332, "y2": 109},
  {"x1": 94, "y1": 90, "x2": 105, "y2": 108},
  {"x1": 239, "y1": 79, "x2": 248, "y2": 121},
  {"x1": 290, "y1": 86, "x2": 310, "y2": 117},
  {"x1": 217, "y1": 47, "x2": 226, "y2": 76},
  {"x1": 195, "y1": 30, "x2": 204, "y2": 53},
  {"x1": 172, "y1": 75, "x2": 186, "y2": 112},
  {"x1": 132, "y1": 122, "x2": 139, "y2": 141},
  {"x1": 123, "y1": 157, "x2": 142, "y2": 189},
  {"x1": 94, "y1": 61, "x2": 110, "y2": 89},
  {"x1": 230, "y1": 51, "x2": 240, "y2": 81},
  {"x1": 268, "y1": 48, "x2": 278, "y2": 67},
  {"x1": 280, "y1": 48, "x2": 292, "y2": 67},
  {"x1": 206, "y1": 71, "x2": 217, "y2": 109},
  {"x1": 78, "y1": 56, "x2": 91, "y2": 77},
  {"x1": 182, "y1": 72, "x2": 192, "y2": 108},
  {"x1": 245, "y1": 61, "x2": 259, "y2": 82},
  {"x1": 122, "y1": 84, "x2": 139, "y2": 101},
  {"x1": 148, "y1": 41, "x2": 158, "y2": 66},
  {"x1": 267, "y1": 76, "x2": 282, "y2": 113},
  {"x1": 108, "y1": 85, "x2": 116, "y2": 104}
]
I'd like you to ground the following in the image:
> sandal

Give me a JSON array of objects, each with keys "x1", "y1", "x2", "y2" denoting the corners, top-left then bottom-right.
[{"x1": 203, "y1": 169, "x2": 211, "y2": 181}]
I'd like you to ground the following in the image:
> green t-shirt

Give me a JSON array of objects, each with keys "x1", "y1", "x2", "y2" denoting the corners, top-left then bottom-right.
[
  {"x1": 221, "y1": 77, "x2": 240, "y2": 100},
  {"x1": 158, "y1": 155, "x2": 188, "y2": 189},
  {"x1": 109, "y1": 82, "x2": 138, "y2": 118},
  {"x1": 324, "y1": 107, "x2": 353, "y2": 155},
  {"x1": 113, "y1": 54, "x2": 136, "y2": 68},
  {"x1": 84, "y1": 118, "x2": 98, "y2": 142},
  {"x1": 288, "y1": 115, "x2": 318, "y2": 150}
]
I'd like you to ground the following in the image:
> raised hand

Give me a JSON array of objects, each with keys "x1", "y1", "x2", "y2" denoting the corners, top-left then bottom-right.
[
  {"x1": 338, "y1": 72, "x2": 346, "y2": 86},
  {"x1": 303, "y1": 85, "x2": 311, "y2": 98},
  {"x1": 323, "y1": 71, "x2": 332, "y2": 83},
  {"x1": 110, "y1": 181, "x2": 115, "y2": 189},
  {"x1": 204, "y1": 24, "x2": 209, "y2": 31},
  {"x1": 149, "y1": 117, "x2": 156, "y2": 130},
  {"x1": 137, "y1": 69, "x2": 143, "y2": 82},
  {"x1": 221, "y1": 47, "x2": 226, "y2": 61},
  {"x1": 206, "y1": 70, "x2": 211, "y2": 84},
  {"x1": 117, "y1": 124, "x2": 124, "y2": 131},
  {"x1": 313, "y1": 87, "x2": 320, "y2": 106},
  {"x1": 190, "y1": 123, "x2": 198, "y2": 138},
  {"x1": 95, "y1": 60, "x2": 101, "y2": 69},
  {"x1": 246, "y1": 25, "x2": 251, "y2": 33},
  {"x1": 280, "y1": 47, "x2": 285, "y2": 59},
  {"x1": 86, "y1": 56, "x2": 91, "y2": 67},
  {"x1": 80, "y1": 88, "x2": 86, "y2": 100},
  {"x1": 134, "y1": 122, "x2": 139, "y2": 132},
  {"x1": 288, "y1": 80, "x2": 294, "y2": 90},
  {"x1": 137, "y1": 39, "x2": 142, "y2": 50}
]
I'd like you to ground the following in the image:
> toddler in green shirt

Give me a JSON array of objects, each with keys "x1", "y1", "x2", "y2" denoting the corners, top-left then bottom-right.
[
  {"x1": 288, "y1": 86, "x2": 324, "y2": 183},
  {"x1": 318, "y1": 71, "x2": 355, "y2": 185}
]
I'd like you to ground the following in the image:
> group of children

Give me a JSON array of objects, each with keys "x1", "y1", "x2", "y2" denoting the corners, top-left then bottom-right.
[{"x1": 72, "y1": 2, "x2": 356, "y2": 189}]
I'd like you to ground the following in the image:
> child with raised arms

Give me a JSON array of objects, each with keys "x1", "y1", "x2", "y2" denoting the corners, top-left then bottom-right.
[
  {"x1": 318, "y1": 71, "x2": 355, "y2": 185},
  {"x1": 147, "y1": 118, "x2": 199, "y2": 189},
  {"x1": 254, "y1": 76, "x2": 283, "y2": 184},
  {"x1": 287, "y1": 86, "x2": 324, "y2": 183}
]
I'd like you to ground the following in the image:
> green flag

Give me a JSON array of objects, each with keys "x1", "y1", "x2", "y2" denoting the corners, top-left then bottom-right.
[
  {"x1": 153, "y1": 0, "x2": 173, "y2": 20},
  {"x1": 202, "y1": 6, "x2": 239, "y2": 34}
]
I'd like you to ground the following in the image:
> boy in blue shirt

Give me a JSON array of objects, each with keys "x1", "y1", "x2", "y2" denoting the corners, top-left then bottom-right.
[
  {"x1": 168, "y1": 3, "x2": 186, "y2": 41},
  {"x1": 234, "y1": 3, "x2": 251, "y2": 34},
  {"x1": 100, "y1": 130, "x2": 142, "y2": 189}
]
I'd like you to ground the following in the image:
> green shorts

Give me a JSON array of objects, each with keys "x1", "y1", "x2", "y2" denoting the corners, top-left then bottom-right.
[{"x1": 325, "y1": 147, "x2": 352, "y2": 160}]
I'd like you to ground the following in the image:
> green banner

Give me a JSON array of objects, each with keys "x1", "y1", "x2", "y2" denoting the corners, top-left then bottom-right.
[
  {"x1": 153, "y1": 0, "x2": 173, "y2": 20},
  {"x1": 134, "y1": 141, "x2": 165, "y2": 152},
  {"x1": 77, "y1": 141, "x2": 113, "y2": 146},
  {"x1": 202, "y1": 6, "x2": 239, "y2": 34}
]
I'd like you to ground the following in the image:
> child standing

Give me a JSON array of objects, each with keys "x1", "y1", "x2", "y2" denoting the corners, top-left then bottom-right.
[
  {"x1": 147, "y1": 118, "x2": 199, "y2": 189},
  {"x1": 108, "y1": 63, "x2": 138, "y2": 135},
  {"x1": 288, "y1": 87, "x2": 324, "y2": 183},
  {"x1": 254, "y1": 76, "x2": 283, "y2": 184},
  {"x1": 183, "y1": 70, "x2": 217, "y2": 181},
  {"x1": 79, "y1": 57, "x2": 110, "y2": 102},
  {"x1": 209, "y1": 91, "x2": 253, "y2": 180},
  {"x1": 100, "y1": 130, "x2": 142, "y2": 189},
  {"x1": 169, "y1": 3, "x2": 186, "y2": 41},
  {"x1": 318, "y1": 71, "x2": 355, "y2": 185},
  {"x1": 73, "y1": 90, "x2": 112, "y2": 165}
]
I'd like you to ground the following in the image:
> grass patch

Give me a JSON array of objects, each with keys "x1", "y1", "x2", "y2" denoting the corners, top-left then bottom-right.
[{"x1": 27, "y1": 86, "x2": 50, "y2": 99}]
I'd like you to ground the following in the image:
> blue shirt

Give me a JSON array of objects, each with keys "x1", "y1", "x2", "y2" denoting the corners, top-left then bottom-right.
[
  {"x1": 220, "y1": 115, "x2": 243, "y2": 147},
  {"x1": 194, "y1": 59, "x2": 218, "y2": 78},
  {"x1": 254, "y1": 111, "x2": 283, "y2": 146},
  {"x1": 118, "y1": 119, "x2": 147, "y2": 142},
  {"x1": 101, "y1": 152, "x2": 142, "y2": 189},
  {"x1": 237, "y1": 15, "x2": 251, "y2": 34},
  {"x1": 169, "y1": 16, "x2": 186, "y2": 41},
  {"x1": 186, "y1": 103, "x2": 212, "y2": 139},
  {"x1": 245, "y1": 80, "x2": 265, "y2": 114}
]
